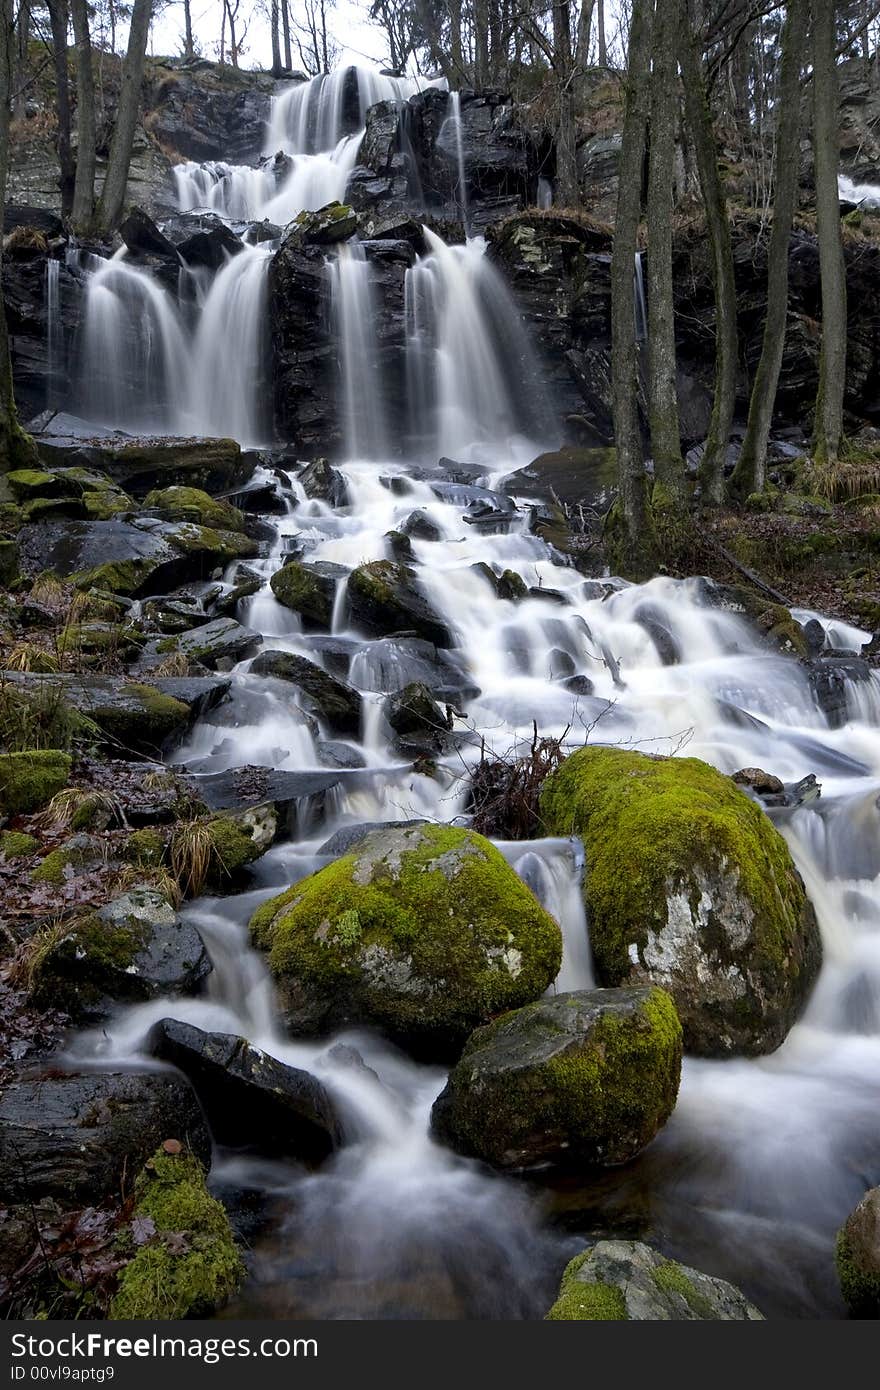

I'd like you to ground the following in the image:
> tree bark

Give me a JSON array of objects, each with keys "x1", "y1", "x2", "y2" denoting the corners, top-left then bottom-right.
[
  {"x1": 680, "y1": 15, "x2": 738, "y2": 504},
  {"x1": 811, "y1": 0, "x2": 847, "y2": 464},
  {"x1": 0, "y1": 0, "x2": 37, "y2": 468},
  {"x1": 597, "y1": 0, "x2": 607, "y2": 66},
  {"x1": 182, "y1": 0, "x2": 194, "y2": 62},
  {"x1": 94, "y1": 0, "x2": 152, "y2": 236},
  {"x1": 552, "y1": 0, "x2": 577, "y2": 205},
  {"x1": 574, "y1": 0, "x2": 595, "y2": 106},
  {"x1": 47, "y1": 0, "x2": 75, "y2": 217},
  {"x1": 730, "y1": 0, "x2": 809, "y2": 497},
  {"x1": 646, "y1": 0, "x2": 685, "y2": 506},
  {"x1": 69, "y1": 0, "x2": 96, "y2": 234},
  {"x1": 610, "y1": 0, "x2": 656, "y2": 570},
  {"x1": 270, "y1": 0, "x2": 282, "y2": 75},
  {"x1": 281, "y1": 0, "x2": 292, "y2": 70}
]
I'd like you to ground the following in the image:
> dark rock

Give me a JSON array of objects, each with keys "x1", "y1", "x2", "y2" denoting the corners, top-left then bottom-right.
[
  {"x1": 563, "y1": 674, "x2": 595, "y2": 696},
  {"x1": 384, "y1": 681, "x2": 452, "y2": 738},
  {"x1": 802, "y1": 617, "x2": 827, "y2": 657},
  {"x1": 0, "y1": 1069, "x2": 210, "y2": 1203},
  {"x1": 147, "y1": 1018, "x2": 343, "y2": 1162},
  {"x1": 402, "y1": 508, "x2": 442, "y2": 541},
  {"x1": 316, "y1": 739, "x2": 367, "y2": 769},
  {"x1": 347, "y1": 560, "x2": 453, "y2": 647},
  {"x1": 191, "y1": 766, "x2": 347, "y2": 832},
  {"x1": 175, "y1": 616, "x2": 263, "y2": 668},
  {"x1": 298, "y1": 457, "x2": 350, "y2": 506},
  {"x1": 176, "y1": 222, "x2": 244, "y2": 270},
  {"x1": 250, "y1": 650, "x2": 362, "y2": 735},
  {"x1": 732, "y1": 767, "x2": 785, "y2": 795},
  {"x1": 806, "y1": 656, "x2": 873, "y2": 729},
  {"x1": 270, "y1": 559, "x2": 345, "y2": 628},
  {"x1": 33, "y1": 436, "x2": 254, "y2": 498},
  {"x1": 633, "y1": 605, "x2": 681, "y2": 665},
  {"x1": 119, "y1": 207, "x2": 181, "y2": 264},
  {"x1": 836, "y1": 1185, "x2": 880, "y2": 1317}
]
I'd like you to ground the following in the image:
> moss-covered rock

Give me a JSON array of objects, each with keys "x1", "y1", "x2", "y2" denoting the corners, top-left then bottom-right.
[
  {"x1": 0, "y1": 750, "x2": 72, "y2": 814},
  {"x1": 540, "y1": 747, "x2": 821, "y2": 1056},
  {"x1": 546, "y1": 1241, "x2": 764, "y2": 1320},
  {"x1": 143, "y1": 486, "x2": 246, "y2": 533},
  {"x1": 836, "y1": 1187, "x2": 880, "y2": 1317},
  {"x1": 0, "y1": 538, "x2": 19, "y2": 586},
  {"x1": 0, "y1": 829, "x2": 40, "y2": 859},
  {"x1": 250, "y1": 823, "x2": 562, "y2": 1054},
  {"x1": 346, "y1": 560, "x2": 453, "y2": 646},
  {"x1": 5, "y1": 469, "x2": 66, "y2": 500},
  {"x1": 109, "y1": 1147, "x2": 242, "y2": 1320},
  {"x1": 431, "y1": 986, "x2": 681, "y2": 1169},
  {"x1": 31, "y1": 833, "x2": 106, "y2": 885},
  {"x1": 269, "y1": 560, "x2": 337, "y2": 627}
]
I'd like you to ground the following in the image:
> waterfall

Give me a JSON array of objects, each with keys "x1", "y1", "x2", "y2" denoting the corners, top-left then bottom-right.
[
  {"x1": 328, "y1": 242, "x2": 389, "y2": 460},
  {"x1": 184, "y1": 243, "x2": 273, "y2": 442},
  {"x1": 537, "y1": 177, "x2": 553, "y2": 210},
  {"x1": 634, "y1": 251, "x2": 648, "y2": 342},
  {"x1": 44, "y1": 258, "x2": 62, "y2": 408},
  {"x1": 442, "y1": 92, "x2": 470, "y2": 232},
  {"x1": 264, "y1": 66, "x2": 434, "y2": 158},
  {"x1": 838, "y1": 172, "x2": 880, "y2": 207},
  {"x1": 401, "y1": 229, "x2": 555, "y2": 461}
]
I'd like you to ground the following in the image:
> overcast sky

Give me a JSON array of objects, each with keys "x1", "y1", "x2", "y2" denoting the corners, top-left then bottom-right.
[{"x1": 150, "y1": 1, "x2": 390, "y2": 72}]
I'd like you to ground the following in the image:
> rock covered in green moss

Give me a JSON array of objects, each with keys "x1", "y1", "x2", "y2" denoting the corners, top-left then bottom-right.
[
  {"x1": 109, "y1": 1147, "x2": 243, "y2": 1320},
  {"x1": 546, "y1": 1241, "x2": 764, "y2": 1320},
  {"x1": 346, "y1": 560, "x2": 453, "y2": 647},
  {"x1": 249, "y1": 823, "x2": 562, "y2": 1054},
  {"x1": 290, "y1": 201, "x2": 358, "y2": 244},
  {"x1": 269, "y1": 559, "x2": 342, "y2": 628},
  {"x1": 0, "y1": 829, "x2": 40, "y2": 859},
  {"x1": 540, "y1": 747, "x2": 821, "y2": 1055},
  {"x1": 836, "y1": 1187, "x2": 880, "y2": 1317},
  {"x1": 28, "y1": 888, "x2": 211, "y2": 1020},
  {"x1": 0, "y1": 750, "x2": 72, "y2": 814},
  {"x1": 143, "y1": 485, "x2": 246, "y2": 533},
  {"x1": 31, "y1": 832, "x2": 106, "y2": 885},
  {"x1": 431, "y1": 987, "x2": 681, "y2": 1169}
]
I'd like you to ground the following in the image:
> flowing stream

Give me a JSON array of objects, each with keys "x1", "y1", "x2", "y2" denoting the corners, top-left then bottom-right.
[{"x1": 60, "y1": 68, "x2": 880, "y2": 1319}]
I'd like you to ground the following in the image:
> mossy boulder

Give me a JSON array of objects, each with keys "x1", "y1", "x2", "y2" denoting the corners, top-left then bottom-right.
[
  {"x1": 290, "y1": 201, "x2": 358, "y2": 245},
  {"x1": 431, "y1": 986, "x2": 681, "y2": 1170},
  {"x1": 31, "y1": 832, "x2": 106, "y2": 886},
  {"x1": 346, "y1": 560, "x2": 453, "y2": 646},
  {"x1": 0, "y1": 750, "x2": 72, "y2": 814},
  {"x1": 144, "y1": 485, "x2": 246, "y2": 533},
  {"x1": 109, "y1": 1147, "x2": 243, "y2": 1320},
  {"x1": 5, "y1": 469, "x2": 68, "y2": 500},
  {"x1": 540, "y1": 747, "x2": 821, "y2": 1056},
  {"x1": 0, "y1": 829, "x2": 40, "y2": 859},
  {"x1": 270, "y1": 560, "x2": 340, "y2": 628},
  {"x1": 546, "y1": 1241, "x2": 764, "y2": 1320},
  {"x1": 836, "y1": 1187, "x2": 880, "y2": 1317},
  {"x1": 249, "y1": 823, "x2": 562, "y2": 1054},
  {"x1": 702, "y1": 582, "x2": 810, "y2": 658}
]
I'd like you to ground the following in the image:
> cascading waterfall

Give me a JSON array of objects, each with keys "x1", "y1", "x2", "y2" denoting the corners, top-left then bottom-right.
[
  {"x1": 838, "y1": 172, "x2": 880, "y2": 207},
  {"x1": 441, "y1": 91, "x2": 470, "y2": 231},
  {"x1": 264, "y1": 65, "x2": 433, "y2": 156},
  {"x1": 44, "y1": 258, "x2": 62, "y2": 407},
  {"x1": 327, "y1": 241, "x2": 390, "y2": 460}
]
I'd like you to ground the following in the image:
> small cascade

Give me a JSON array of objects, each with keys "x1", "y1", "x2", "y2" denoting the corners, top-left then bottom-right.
[
  {"x1": 441, "y1": 91, "x2": 470, "y2": 232},
  {"x1": 185, "y1": 243, "x2": 273, "y2": 441},
  {"x1": 328, "y1": 242, "x2": 390, "y2": 460},
  {"x1": 402, "y1": 229, "x2": 555, "y2": 461},
  {"x1": 634, "y1": 251, "x2": 648, "y2": 342},
  {"x1": 537, "y1": 176, "x2": 553, "y2": 210},
  {"x1": 838, "y1": 172, "x2": 880, "y2": 207},
  {"x1": 44, "y1": 258, "x2": 62, "y2": 407},
  {"x1": 264, "y1": 66, "x2": 432, "y2": 157}
]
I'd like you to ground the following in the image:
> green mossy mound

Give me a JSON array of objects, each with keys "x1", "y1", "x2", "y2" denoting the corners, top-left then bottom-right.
[
  {"x1": 144, "y1": 486, "x2": 246, "y2": 533},
  {"x1": 836, "y1": 1187, "x2": 880, "y2": 1317},
  {"x1": 0, "y1": 750, "x2": 72, "y2": 814},
  {"x1": 250, "y1": 823, "x2": 562, "y2": 1055},
  {"x1": 109, "y1": 1148, "x2": 242, "y2": 1320},
  {"x1": 546, "y1": 1241, "x2": 764, "y2": 1320},
  {"x1": 540, "y1": 747, "x2": 821, "y2": 1056},
  {"x1": 269, "y1": 561, "x2": 334, "y2": 627},
  {"x1": 0, "y1": 829, "x2": 40, "y2": 858},
  {"x1": 431, "y1": 986, "x2": 682, "y2": 1169}
]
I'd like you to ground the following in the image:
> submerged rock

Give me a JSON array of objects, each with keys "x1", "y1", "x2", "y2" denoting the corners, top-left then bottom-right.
[
  {"x1": 251, "y1": 650, "x2": 362, "y2": 735},
  {"x1": 546, "y1": 1241, "x2": 764, "y2": 1320},
  {"x1": 540, "y1": 747, "x2": 822, "y2": 1056},
  {"x1": 0, "y1": 1069, "x2": 210, "y2": 1203},
  {"x1": 431, "y1": 986, "x2": 681, "y2": 1170},
  {"x1": 148, "y1": 1018, "x2": 343, "y2": 1162},
  {"x1": 249, "y1": 822, "x2": 562, "y2": 1055},
  {"x1": 837, "y1": 1187, "x2": 880, "y2": 1317}
]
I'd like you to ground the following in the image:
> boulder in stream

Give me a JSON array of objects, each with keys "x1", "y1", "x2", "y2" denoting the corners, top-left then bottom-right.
[
  {"x1": 249, "y1": 823, "x2": 562, "y2": 1055},
  {"x1": 270, "y1": 559, "x2": 344, "y2": 628},
  {"x1": 837, "y1": 1186, "x2": 880, "y2": 1316},
  {"x1": 346, "y1": 560, "x2": 453, "y2": 647},
  {"x1": 431, "y1": 987, "x2": 681, "y2": 1170},
  {"x1": 546, "y1": 1241, "x2": 764, "y2": 1320},
  {"x1": 540, "y1": 747, "x2": 822, "y2": 1056},
  {"x1": 251, "y1": 650, "x2": 362, "y2": 735}
]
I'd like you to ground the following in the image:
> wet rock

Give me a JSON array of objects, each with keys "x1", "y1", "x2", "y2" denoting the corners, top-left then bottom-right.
[
  {"x1": 251, "y1": 650, "x2": 362, "y2": 736},
  {"x1": 143, "y1": 484, "x2": 246, "y2": 533},
  {"x1": 802, "y1": 617, "x2": 827, "y2": 657},
  {"x1": 0, "y1": 672, "x2": 229, "y2": 754},
  {"x1": 147, "y1": 1018, "x2": 343, "y2": 1162},
  {"x1": 541, "y1": 747, "x2": 822, "y2": 1056},
  {"x1": 805, "y1": 656, "x2": 874, "y2": 729},
  {"x1": 836, "y1": 1186, "x2": 880, "y2": 1317},
  {"x1": 698, "y1": 581, "x2": 810, "y2": 658},
  {"x1": 549, "y1": 649, "x2": 576, "y2": 680},
  {"x1": 145, "y1": 66, "x2": 273, "y2": 163},
  {"x1": 270, "y1": 559, "x2": 344, "y2": 628},
  {"x1": 347, "y1": 560, "x2": 453, "y2": 647},
  {"x1": 269, "y1": 233, "x2": 339, "y2": 453},
  {"x1": 0, "y1": 1069, "x2": 210, "y2": 1203},
  {"x1": 633, "y1": 605, "x2": 681, "y2": 666},
  {"x1": 386, "y1": 528, "x2": 414, "y2": 562},
  {"x1": 142, "y1": 594, "x2": 210, "y2": 634},
  {"x1": 384, "y1": 681, "x2": 451, "y2": 738},
  {"x1": 176, "y1": 222, "x2": 244, "y2": 271},
  {"x1": 316, "y1": 740, "x2": 367, "y2": 770},
  {"x1": 34, "y1": 436, "x2": 254, "y2": 498},
  {"x1": 501, "y1": 447, "x2": 618, "y2": 512},
  {"x1": 402, "y1": 509, "x2": 442, "y2": 541},
  {"x1": 347, "y1": 634, "x2": 476, "y2": 701},
  {"x1": 289, "y1": 201, "x2": 358, "y2": 245},
  {"x1": 29, "y1": 888, "x2": 211, "y2": 1021},
  {"x1": 191, "y1": 766, "x2": 347, "y2": 829},
  {"x1": 563, "y1": 674, "x2": 595, "y2": 697},
  {"x1": 119, "y1": 207, "x2": 181, "y2": 264},
  {"x1": 174, "y1": 617, "x2": 263, "y2": 669},
  {"x1": 297, "y1": 457, "x2": 350, "y2": 507},
  {"x1": 431, "y1": 986, "x2": 681, "y2": 1170},
  {"x1": 547, "y1": 1241, "x2": 764, "y2": 1320},
  {"x1": 316, "y1": 819, "x2": 427, "y2": 856},
  {"x1": 732, "y1": 767, "x2": 785, "y2": 795},
  {"x1": 250, "y1": 823, "x2": 562, "y2": 1055}
]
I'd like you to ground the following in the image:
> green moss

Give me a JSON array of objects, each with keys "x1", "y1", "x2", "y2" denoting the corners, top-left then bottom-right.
[
  {"x1": 83, "y1": 490, "x2": 133, "y2": 520},
  {"x1": 205, "y1": 813, "x2": 262, "y2": 883},
  {"x1": 166, "y1": 523, "x2": 256, "y2": 562},
  {"x1": 29, "y1": 908, "x2": 145, "y2": 1014},
  {"x1": 144, "y1": 486, "x2": 246, "y2": 533},
  {"x1": 109, "y1": 1149, "x2": 242, "y2": 1321},
  {"x1": 126, "y1": 828, "x2": 167, "y2": 868},
  {"x1": 0, "y1": 829, "x2": 40, "y2": 858},
  {"x1": 0, "y1": 750, "x2": 72, "y2": 814},
  {"x1": 73, "y1": 560, "x2": 150, "y2": 596},
  {"x1": 546, "y1": 1253, "x2": 629, "y2": 1320},
  {"x1": 22, "y1": 497, "x2": 88, "y2": 523},
  {"x1": 116, "y1": 685, "x2": 189, "y2": 743},
  {"x1": 251, "y1": 824, "x2": 562, "y2": 1050},
  {"x1": 651, "y1": 1260, "x2": 716, "y2": 1317},
  {"x1": 836, "y1": 1223, "x2": 880, "y2": 1317},
  {"x1": 269, "y1": 561, "x2": 333, "y2": 625},
  {"x1": 5, "y1": 469, "x2": 59, "y2": 498}
]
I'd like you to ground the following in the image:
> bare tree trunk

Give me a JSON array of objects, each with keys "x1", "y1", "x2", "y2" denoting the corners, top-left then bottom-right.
[
  {"x1": 597, "y1": 0, "x2": 607, "y2": 66},
  {"x1": 70, "y1": 0, "x2": 96, "y2": 234},
  {"x1": 646, "y1": 0, "x2": 685, "y2": 507},
  {"x1": 474, "y1": 0, "x2": 490, "y2": 88},
  {"x1": 270, "y1": 0, "x2": 282, "y2": 74},
  {"x1": 47, "y1": 0, "x2": 75, "y2": 216},
  {"x1": 552, "y1": 0, "x2": 577, "y2": 204},
  {"x1": 680, "y1": 16, "x2": 738, "y2": 504},
  {"x1": 94, "y1": 0, "x2": 152, "y2": 236},
  {"x1": 281, "y1": 0, "x2": 292, "y2": 69},
  {"x1": 574, "y1": 0, "x2": 595, "y2": 106},
  {"x1": 610, "y1": 0, "x2": 656, "y2": 572},
  {"x1": 14, "y1": 0, "x2": 27, "y2": 118},
  {"x1": 182, "y1": 0, "x2": 194, "y2": 62},
  {"x1": 449, "y1": 0, "x2": 465, "y2": 82},
  {"x1": 812, "y1": 0, "x2": 847, "y2": 464},
  {"x1": 0, "y1": 0, "x2": 37, "y2": 468},
  {"x1": 730, "y1": 0, "x2": 809, "y2": 497}
]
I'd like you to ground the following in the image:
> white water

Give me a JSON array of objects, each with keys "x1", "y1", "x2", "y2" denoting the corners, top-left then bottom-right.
[
  {"x1": 838, "y1": 172, "x2": 880, "y2": 207},
  {"x1": 328, "y1": 241, "x2": 389, "y2": 459},
  {"x1": 441, "y1": 92, "x2": 470, "y2": 232}
]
